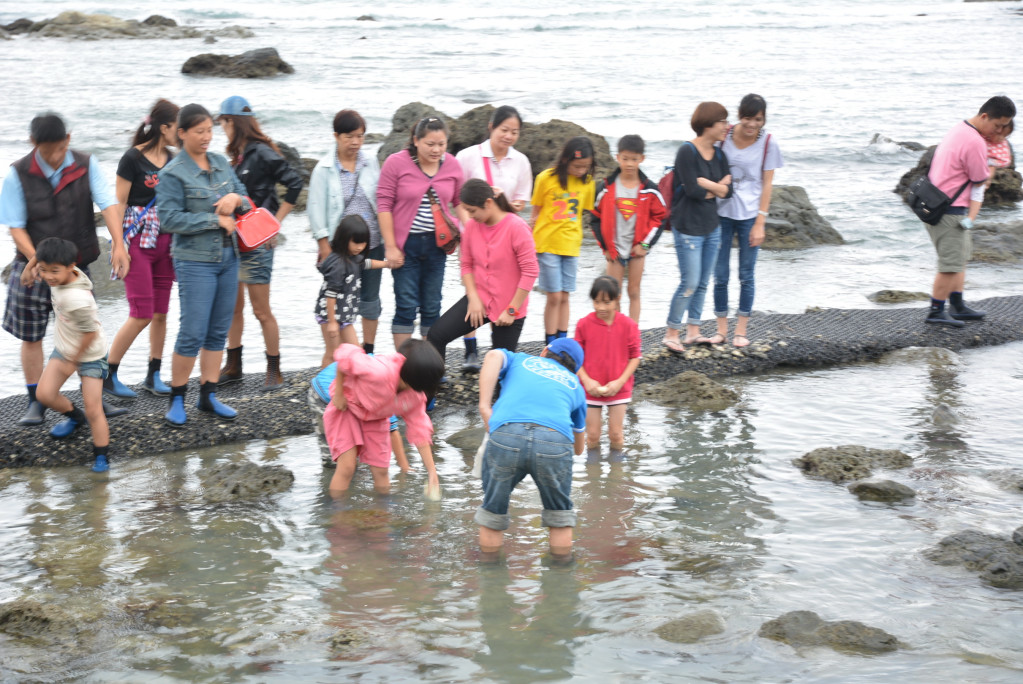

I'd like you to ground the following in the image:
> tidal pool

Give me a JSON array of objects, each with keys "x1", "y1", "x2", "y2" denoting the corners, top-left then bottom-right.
[{"x1": 1, "y1": 343, "x2": 1022, "y2": 682}]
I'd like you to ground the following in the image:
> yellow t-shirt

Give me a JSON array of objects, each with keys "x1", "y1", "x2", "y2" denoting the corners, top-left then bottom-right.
[{"x1": 530, "y1": 168, "x2": 595, "y2": 256}]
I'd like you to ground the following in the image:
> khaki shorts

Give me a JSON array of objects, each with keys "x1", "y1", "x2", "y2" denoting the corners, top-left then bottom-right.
[{"x1": 926, "y1": 213, "x2": 972, "y2": 273}]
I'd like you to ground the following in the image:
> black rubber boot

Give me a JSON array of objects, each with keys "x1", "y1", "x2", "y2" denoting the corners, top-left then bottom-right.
[{"x1": 218, "y1": 346, "x2": 243, "y2": 386}]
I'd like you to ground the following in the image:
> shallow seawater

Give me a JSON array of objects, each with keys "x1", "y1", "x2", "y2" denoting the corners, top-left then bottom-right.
[{"x1": 2, "y1": 342, "x2": 1022, "y2": 682}]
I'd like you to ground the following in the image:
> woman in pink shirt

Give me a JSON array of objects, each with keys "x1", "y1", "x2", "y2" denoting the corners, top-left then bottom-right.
[{"x1": 427, "y1": 179, "x2": 538, "y2": 361}]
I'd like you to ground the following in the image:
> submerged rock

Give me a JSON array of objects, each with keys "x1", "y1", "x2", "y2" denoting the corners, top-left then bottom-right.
[
  {"x1": 200, "y1": 461, "x2": 295, "y2": 502},
  {"x1": 654, "y1": 609, "x2": 726, "y2": 643},
  {"x1": 446, "y1": 426, "x2": 487, "y2": 451},
  {"x1": 931, "y1": 403, "x2": 961, "y2": 426},
  {"x1": 0, "y1": 599, "x2": 76, "y2": 639},
  {"x1": 971, "y1": 220, "x2": 1023, "y2": 264},
  {"x1": 182, "y1": 47, "x2": 294, "y2": 79},
  {"x1": 762, "y1": 186, "x2": 844, "y2": 249},
  {"x1": 925, "y1": 528, "x2": 1023, "y2": 589},
  {"x1": 635, "y1": 371, "x2": 739, "y2": 411},
  {"x1": 983, "y1": 469, "x2": 1023, "y2": 493},
  {"x1": 759, "y1": 610, "x2": 900, "y2": 654},
  {"x1": 867, "y1": 289, "x2": 930, "y2": 304},
  {"x1": 847, "y1": 479, "x2": 917, "y2": 502},
  {"x1": 793, "y1": 445, "x2": 913, "y2": 484}
]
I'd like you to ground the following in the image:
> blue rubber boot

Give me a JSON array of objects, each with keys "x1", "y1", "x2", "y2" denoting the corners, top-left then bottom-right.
[
  {"x1": 91, "y1": 454, "x2": 109, "y2": 473},
  {"x1": 198, "y1": 381, "x2": 237, "y2": 420},
  {"x1": 51, "y1": 406, "x2": 85, "y2": 439},
  {"x1": 165, "y1": 388, "x2": 187, "y2": 427},
  {"x1": 103, "y1": 370, "x2": 137, "y2": 398},
  {"x1": 144, "y1": 370, "x2": 171, "y2": 396}
]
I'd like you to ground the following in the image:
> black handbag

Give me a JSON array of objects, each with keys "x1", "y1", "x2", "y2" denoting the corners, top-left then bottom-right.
[{"x1": 908, "y1": 175, "x2": 970, "y2": 225}]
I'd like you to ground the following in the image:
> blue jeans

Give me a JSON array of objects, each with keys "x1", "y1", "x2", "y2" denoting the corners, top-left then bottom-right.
[
  {"x1": 392, "y1": 233, "x2": 447, "y2": 335},
  {"x1": 666, "y1": 228, "x2": 721, "y2": 330},
  {"x1": 173, "y1": 247, "x2": 239, "y2": 356},
  {"x1": 474, "y1": 422, "x2": 577, "y2": 530},
  {"x1": 714, "y1": 217, "x2": 759, "y2": 318}
]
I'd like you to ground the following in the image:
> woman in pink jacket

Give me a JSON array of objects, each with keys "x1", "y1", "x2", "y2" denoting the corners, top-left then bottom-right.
[
  {"x1": 323, "y1": 339, "x2": 444, "y2": 497},
  {"x1": 427, "y1": 179, "x2": 538, "y2": 361}
]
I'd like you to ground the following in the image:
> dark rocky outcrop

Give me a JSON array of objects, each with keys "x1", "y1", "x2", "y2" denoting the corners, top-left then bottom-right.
[
  {"x1": 356, "y1": 15, "x2": 377, "y2": 21},
  {"x1": 654, "y1": 610, "x2": 726, "y2": 643},
  {"x1": 8, "y1": 11, "x2": 253, "y2": 40},
  {"x1": 635, "y1": 370, "x2": 739, "y2": 411},
  {"x1": 2, "y1": 18, "x2": 34, "y2": 34},
  {"x1": 761, "y1": 186, "x2": 844, "y2": 249},
  {"x1": 759, "y1": 610, "x2": 901, "y2": 654},
  {"x1": 971, "y1": 220, "x2": 1023, "y2": 264},
  {"x1": 199, "y1": 461, "x2": 295, "y2": 502},
  {"x1": 895, "y1": 146, "x2": 1022, "y2": 207},
  {"x1": 847, "y1": 479, "x2": 917, "y2": 502},
  {"x1": 869, "y1": 133, "x2": 926, "y2": 152},
  {"x1": 182, "y1": 48, "x2": 294, "y2": 79},
  {"x1": 925, "y1": 528, "x2": 1023, "y2": 590},
  {"x1": 793, "y1": 445, "x2": 913, "y2": 484},
  {"x1": 868, "y1": 290, "x2": 930, "y2": 304}
]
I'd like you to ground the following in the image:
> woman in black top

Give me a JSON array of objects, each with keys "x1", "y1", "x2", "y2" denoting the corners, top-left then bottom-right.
[
  {"x1": 215, "y1": 96, "x2": 304, "y2": 389},
  {"x1": 104, "y1": 99, "x2": 180, "y2": 398},
  {"x1": 663, "y1": 101, "x2": 733, "y2": 353}
]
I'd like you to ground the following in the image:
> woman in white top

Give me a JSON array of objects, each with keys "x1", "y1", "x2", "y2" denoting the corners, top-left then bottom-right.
[
  {"x1": 712, "y1": 94, "x2": 783, "y2": 347},
  {"x1": 454, "y1": 105, "x2": 534, "y2": 369}
]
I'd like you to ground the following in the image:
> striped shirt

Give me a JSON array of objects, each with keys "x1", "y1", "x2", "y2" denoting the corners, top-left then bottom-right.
[{"x1": 409, "y1": 193, "x2": 435, "y2": 234}]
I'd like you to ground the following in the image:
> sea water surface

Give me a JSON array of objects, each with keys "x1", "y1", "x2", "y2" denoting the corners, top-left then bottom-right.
[{"x1": 1, "y1": 1, "x2": 1022, "y2": 681}]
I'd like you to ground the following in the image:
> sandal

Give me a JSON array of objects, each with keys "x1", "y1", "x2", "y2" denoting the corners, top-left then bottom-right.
[
  {"x1": 732, "y1": 335, "x2": 750, "y2": 348},
  {"x1": 662, "y1": 337, "x2": 685, "y2": 354},
  {"x1": 704, "y1": 333, "x2": 727, "y2": 345}
]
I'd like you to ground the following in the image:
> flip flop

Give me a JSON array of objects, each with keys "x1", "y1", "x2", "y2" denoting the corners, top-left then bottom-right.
[
  {"x1": 704, "y1": 333, "x2": 727, "y2": 345},
  {"x1": 662, "y1": 337, "x2": 685, "y2": 354},
  {"x1": 732, "y1": 335, "x2": 751, "y2": 348},
  {"x1": 688, "y1": 336, "x2": 719, "y2": 345}
]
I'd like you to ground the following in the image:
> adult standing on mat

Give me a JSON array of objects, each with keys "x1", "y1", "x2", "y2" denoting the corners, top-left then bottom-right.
[
  {"x1": 157, "y1": 103, "x2": 251, "y2": 426},
  {"x1": 307, "y1": 109, "x2": 383, "y2": 363},
  {"x1": 217, "y1": 96, "x2": 304, "y2": 389},
  {"x1": 377, "y1": 116, "x2": 464, "y2": 348},
  {"x1": 454, "y1": 105, "x2": 534, "y2": 370},
  {"x1": 711, "y1": 94, "x2": 783, "y2": 347},
  {"x1": 104, "y1": 98, "x2": 180, "y2": 399}
]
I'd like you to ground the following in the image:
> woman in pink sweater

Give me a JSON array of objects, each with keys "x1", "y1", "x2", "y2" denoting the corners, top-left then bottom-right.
[
  {"x1": 427, "y1": 179, "x2": 538, "y2": 361},
  {"x1": 376, "y1": 117, "x2": 464, "y2": 349},
  {"x1": 323, "y1": 340, "x2": 444, "y2": 497}
]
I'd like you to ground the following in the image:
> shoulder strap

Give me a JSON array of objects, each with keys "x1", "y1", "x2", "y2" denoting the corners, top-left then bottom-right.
[
  {"x1": 479, "y1": 144, "x2": 494, "y2": 186},
  {"x1": 761, "y1": 133, "x2": 772, "y2": 176}
]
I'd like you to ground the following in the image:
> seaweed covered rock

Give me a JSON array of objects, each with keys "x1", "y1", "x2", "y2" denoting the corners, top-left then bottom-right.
[
  {"x1": 759, "y1": 610, "x2": 900, "y2": 654},
  {"x1": 925, "y1": 528, "x2": 1023, "y2": 590},
  {"x1": 847, "y1": 479, "x2": 916, "y2": 502},
  {"x1": 762, "y1": 186, "x2": 844, "y2": 249},
  {"x1": 200, "y1": 461, "x2": 295, "y2": 502},
  {"x1": 793, "y1": 445, "x2": 913, "y2": 484},
  {"x1": 0, "y1": 599, "x2": 77, "y2": 639},
  {"x1": 867, "y1": 290, "x2": 930, "y2": 304},
  {"x1": 635, "y1": 371, "x2": 739, "y2": 411},
  {"x1": 971, "y1": 220, "x2": 1023, "y2": 264},
  {"x1": 182, "y1": 48, "x2": 294, "y2": 79},
  {"x1": 654, "y1": 609, "x2": 726, "y2": 643}
]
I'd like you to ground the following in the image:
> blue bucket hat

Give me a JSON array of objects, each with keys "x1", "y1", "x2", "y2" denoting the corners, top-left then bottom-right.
[
  {"x1": 545, "y1": 338, "x2": 584, "y2": 372},
  {"x1": 218, "y1": 95, "x2": 253, "y2": 117}
]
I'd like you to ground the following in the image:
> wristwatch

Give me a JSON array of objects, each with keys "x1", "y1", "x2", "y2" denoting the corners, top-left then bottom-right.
[
  {"x1": 507, "y1": 307, "x2": 517, "y2": 316},
  {"x1": 639, "y1": 242, "x2": 650, "y2": 250}
]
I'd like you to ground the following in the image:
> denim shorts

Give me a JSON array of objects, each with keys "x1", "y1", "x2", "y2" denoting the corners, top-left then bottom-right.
[
  {"x1": 474, "y1": 422, "x2": 577, "y2": 531},
  {"x1": 536, "y1": 253, "x2": 578, "y2": 293},
  {"x1": 238, "y1": 243, "x2": 274, "y2": 285},
  {"x1": 3, "y1": 261, "x2": 90, "y2": 343},
  {"x1": 50, "y1": 348, "x2": 109, "y2": 379}
]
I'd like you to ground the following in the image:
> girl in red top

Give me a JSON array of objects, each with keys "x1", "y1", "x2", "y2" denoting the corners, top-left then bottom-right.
[{"x1": 574, "y1": 276, "x2": 642, "y2": 457}]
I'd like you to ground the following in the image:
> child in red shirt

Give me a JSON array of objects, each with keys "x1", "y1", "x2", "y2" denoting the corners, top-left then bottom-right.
[{"x1": 574, "y1": 276, "x2": 642, "y2": 458}]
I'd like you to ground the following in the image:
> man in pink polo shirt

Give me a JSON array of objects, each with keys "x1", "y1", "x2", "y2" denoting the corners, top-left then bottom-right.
[{"x1": 924, "y1": 96, "x2": 1015, "y2": 327}]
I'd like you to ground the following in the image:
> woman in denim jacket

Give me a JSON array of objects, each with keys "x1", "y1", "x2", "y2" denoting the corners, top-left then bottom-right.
[{"x1": 156, "y1": 103, "x2": 251, "y2": 427}]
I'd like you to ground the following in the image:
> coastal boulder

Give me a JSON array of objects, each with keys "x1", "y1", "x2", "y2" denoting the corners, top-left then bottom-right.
[
  {"x1": 970, "y1": 220, "x2": 1023, "y2": 264},
  {"x1": 516, "y1": 119, "x2": 614, "y2": 179},
  {"x1": 895, "y1": 146, "x2": 1022, "y2": 207},
  {"x1": 759, "y1": 610, "x2": 900, "y2": 654},
  {"x1": 635, "y1": 371, "x2": 739, "y2": 411},
  {"x1": 925, "y1": 528, "x2": 1023, "y2": 590},
  {"x1": 654, "y1": 609, "x2": 726, "y2": 643},
  {"x1": 847, "y1": 479, "x2": 917, "y2": 502},
  {"x1": 2, "y1": 18, "x2": 34, "y2": 34},
  {"x1": 199, "y1": 461, "x2": 295, "y2": 502},
  {"x1": 793, "y1": 445, "x2": 913, "y2": 484},
  {"x1": 182, "y1": 48, "x2": 294, "y2": 79},
  {"x1": 18, "y1": 11, "x2": 252, "y2": 40},
  {"x1": 761, "y1": 186, "x2": 844, "y2": 249}
]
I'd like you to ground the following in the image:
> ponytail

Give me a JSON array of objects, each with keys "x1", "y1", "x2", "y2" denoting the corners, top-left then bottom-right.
[
  {"x1": 459, "y1": 178, "x2": 514, "y2": 213},
  {"x1": 132, "y1": 99, "x2": 179, "y2": 152}
]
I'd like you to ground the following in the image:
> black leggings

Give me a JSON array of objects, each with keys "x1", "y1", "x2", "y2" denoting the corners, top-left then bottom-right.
[{"x1": 427, "y1": 295, "x2": 525, "y2": 360}]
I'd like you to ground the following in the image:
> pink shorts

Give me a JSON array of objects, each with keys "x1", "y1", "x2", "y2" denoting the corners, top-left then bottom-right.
[
  {"x1": 123, "y1": 233, "x2": 175, "y2": 319},
  {"x1": 323, "y1": 403, "x2": 391, "y2": 468}
]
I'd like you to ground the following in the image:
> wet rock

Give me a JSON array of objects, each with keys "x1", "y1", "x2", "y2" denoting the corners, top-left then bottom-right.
[
  {"x1": 635, "y1": 371, "x2": 739, "y2": 411},
  {"x1": 759, "y1": 610, "x2": 900, "y2": 654},
  {"x1": 880, "y1": 346, "x2": 961, "y2": 367},
  {"x1": 868, "y1": 289, "x2": 930, "y2": 303},
  {"x1": 330, "y1": 627, "x2": 368, "y2": 651},
  {"x1": 356, "y1": 15, "x2": 377, "y2": 21},
  {"x1": 925, "y1": 528, "x2": 1023, "y2": 590},
  {"x1": 0, "y1": 28, "x2": 10, "y2": 40},
  {"x1": 0, "y1": 599, "x2": 76, "y2": 639},
  {"x1": 18, "y1": 11, "x2": 252, "y2": 40},
  {"x1": 971, "y1": 220, "x2": 1023, "y2": 264},
  {"x1": 182, "y1": 47, "x2": 294, "y2": 79},
  {"x1": 142, "y1": 14, "x2": 177, "y2": 27},
  {"x1": 2, "y1": 18, "x2": 34, "y2": 34},
  {"x1": 895, "y1": 146, "x2": 1021, "y2": 208},
  {"x1": 376, "y1": 102, "x2": 615, "y2": 179},
  {"x1": 793, "y1": 445, "x2": 913, "y2": 484},
  {"x1": 446, "y1": 426, "x2": 487, "y2": 451},
  {"x1": 931, "y1": 403, "x2": 961, "y2": 426},
  {"x1": 200, "y1": 461, "x2": 295, "y2": 502},
  {"x1": 654, "y1": 609, "x2": 726, "y2": 643},
  {"x1": 869, "y1": 133, "x2": 926, "y2": 152},
  {"x1": 983, "y1": 469, "x2": 1023, "y2": 493},
  {"x1": 762, "y1": 186, "x2": 844, "y2": 249},
  {"x1": 847, "y1": 479, "x2": 917, "y2": 502}
]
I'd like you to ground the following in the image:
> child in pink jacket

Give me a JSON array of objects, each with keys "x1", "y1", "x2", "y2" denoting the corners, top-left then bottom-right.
[{"x1": 324, "y1": 340, "x2": 444, "y2": 497}]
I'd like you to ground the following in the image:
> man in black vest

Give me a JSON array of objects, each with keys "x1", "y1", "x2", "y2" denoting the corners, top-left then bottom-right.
[{"x1": 1, "y1": 113, "x2": 130, "y2": 425}]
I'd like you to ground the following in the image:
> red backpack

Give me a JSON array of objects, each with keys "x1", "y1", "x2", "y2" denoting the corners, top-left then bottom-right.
[{"x1": 658, "y1": 133, "x2": 772, "y2": 216}]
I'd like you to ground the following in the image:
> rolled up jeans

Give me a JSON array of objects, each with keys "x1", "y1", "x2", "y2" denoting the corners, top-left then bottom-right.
[
  {"x1": 173, "y1": 247, "x2": 239, "y2": 357},
  {"x1": 666, "y1": 227, "x2": 721, "y2": 330},
  {"x1": 713, "y1": 216, "x2": 759, "y2": 318}
]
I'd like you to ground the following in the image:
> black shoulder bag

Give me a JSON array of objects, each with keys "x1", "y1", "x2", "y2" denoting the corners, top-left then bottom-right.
[{"x1": 908, "y1": 175, "x2": 970, "y2": 226}]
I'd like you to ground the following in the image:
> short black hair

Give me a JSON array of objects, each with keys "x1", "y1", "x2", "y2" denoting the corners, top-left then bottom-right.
[
  {"x1": 330, "y1": 215, "x2": 370, "y2": 257},
  {"x1": 589, "y1": 275, "x2": 621, "y2": 301},
  {"x1": 397, "y1": 339, "x2": 445, "y2": 397},
  {"x1": 34, "y1": 237, "x2": 78, "y2": 266},
  {"x1": 546, "y1": 351, "x2": 577, "y2": 374},
  {"x1": 30, "y1": 113, "x2": 67, "y2": 144},
  {"x1": 617, "y1": 134, "x2": 644, "y2": 155},
  {"x1": 489, "y1": 105, "x2": 522, "y2": 130},
  {"x1": 979, "y1": 96, "x2": 1016, "y2": 120},
  {"x1": 333, "y1": 109, "x2": 367, "y2": 135},
  {"x1": 553, "y1": 136, "x2": 595, "y2": 190},
  {"x1": 738, "y1": 93, "x2": 768, "y2": 121},
  {"x1": 177, "y1": 103, "x2": 213, "y2": 135}
]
